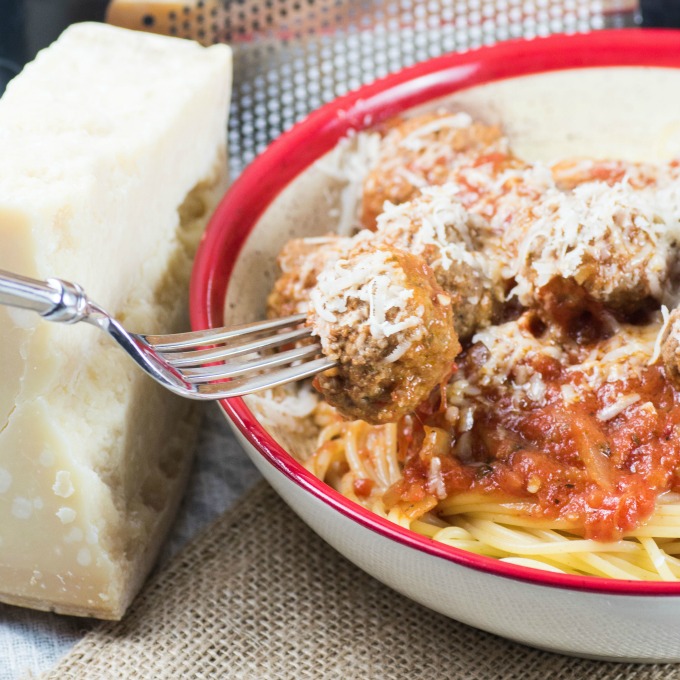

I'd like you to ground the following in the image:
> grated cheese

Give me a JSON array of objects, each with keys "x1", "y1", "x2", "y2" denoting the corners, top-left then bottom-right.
[
  {"x1": 471, "y1": 320, "x2": 563, "y2": 401},
  {"x1": 512, "y1": 179, "x2": 678, "y2": 306},
  {"x1": 596, "y1": 393, "x2": 641, "y2": 421},
  {"x1": 274, "y1": 236, "x2": 352, "y2": 315},
  {"x1": 426, "y1": 456, "x2": 448, "y2": 500},
  {"x1": 315, "y1": 130, "x2": 382, "y2": 236},
  {"x1": 568, "y1": 318, "x2": 662, "y2": 390},
  {"x1": 436, "y1": 161, "x2": 555, "y2": 234},
  {"x1": 649, "y1": 305, "x2": 671, "y2": 365},
  {"x1": 399, "y1": 112, "x2": 473, "y2": 151},
  {"x1": 372, "y1": 184, "x2": 494, "y2": 274},
  {"x1": 560, "y1": 383, "x2": 580, "y2": 406},
  {"x1": 462, "y1": 314, "x2": 665, "y2": 408},
  {"x1": 310, "y1": 248, "x2": 425, "y2": 362},
  {"x1": 370, "y1": 111, "x2": 510, "y2": 206}
]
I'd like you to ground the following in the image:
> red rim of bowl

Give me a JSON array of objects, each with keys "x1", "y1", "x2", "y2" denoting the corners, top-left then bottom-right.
[{"x1": 192, "y1": 28, "x2": 680, "y2": 596}]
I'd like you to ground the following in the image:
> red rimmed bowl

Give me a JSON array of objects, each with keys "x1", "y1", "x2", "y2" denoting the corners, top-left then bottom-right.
[{"x1": 192, "y1": 29, "x2": 680, "y2": 661}]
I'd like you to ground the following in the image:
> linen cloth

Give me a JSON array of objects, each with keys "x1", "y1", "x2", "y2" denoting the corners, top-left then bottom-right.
[{"x1": 41, "y1": 479, "x2": 680, "y2": 680}]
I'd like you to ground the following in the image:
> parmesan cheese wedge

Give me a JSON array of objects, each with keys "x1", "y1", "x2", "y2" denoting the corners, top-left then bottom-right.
[{"x1": 0, "y1": 23, "x2": 231, "y2": 619}]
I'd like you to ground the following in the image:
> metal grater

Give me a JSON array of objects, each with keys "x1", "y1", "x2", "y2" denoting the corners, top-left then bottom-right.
[{"x1": 107, "y1": 0, "x2": 639, "y2": 178}]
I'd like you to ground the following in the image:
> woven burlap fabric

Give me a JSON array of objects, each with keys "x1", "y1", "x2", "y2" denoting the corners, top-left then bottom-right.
[{"x1": 43, "y1": 481, "x2": 679, "y2": 680}]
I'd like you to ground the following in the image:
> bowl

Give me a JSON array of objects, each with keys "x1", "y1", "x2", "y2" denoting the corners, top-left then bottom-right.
[{"x1": 191, "y1": 29, "x2": 680, "y2": 662}]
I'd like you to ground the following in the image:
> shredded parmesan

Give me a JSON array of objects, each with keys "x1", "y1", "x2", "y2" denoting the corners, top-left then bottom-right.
[
  {"x1": 471, "y1": 320, "x2": 562, "y2": 402},
  {"x1": 512, "y1": 179, "x2": 677, "y2": 306},
  {"x1": 650, "y1": 305, "x2": 671, "y2": 365},
  {"x1": 372, "y1": 184, "x2": 495, "y2": 276},
  {"x1": 560, "y1": 383, "x2": 579, "y2": 406},
  {"x1": 310, "y1": 248, "x2": 425, "y2": 361},
  {"x1": 399, "y1": 112, "x2": 473, "y2": 151},
  {"x1": 426, "y1": 456, "x2": 448, "y2": 500},
  {"x1": 569, "y1": 319, "x2": 662, "y2": 390},
  {"x1": 461, "y1": 314, "x2": 665, "y2": 408},
  {"x1": 596, "y1": 393, "x2": 641, "y2": 421},
  {"x1": 315, "y1": 130, "x2": 382, "y2": 236}
]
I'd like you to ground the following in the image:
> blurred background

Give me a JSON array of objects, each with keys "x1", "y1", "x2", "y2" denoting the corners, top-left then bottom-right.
[
  {"x1": 0, "y1": 0, "x2": 108, "y2": 90},
  {"x1": 0, "y1": 0, "x2": 678, "y2": 173}
]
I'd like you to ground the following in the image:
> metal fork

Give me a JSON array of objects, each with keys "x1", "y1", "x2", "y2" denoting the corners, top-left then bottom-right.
[{"x1": 0, "y1": 270, "x2": 336, "y2": 400}]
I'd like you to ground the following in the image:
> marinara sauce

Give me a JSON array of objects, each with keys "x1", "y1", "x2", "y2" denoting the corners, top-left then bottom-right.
[{"x1": 389, "y1": 331, "x2": 680, "y2": 543}]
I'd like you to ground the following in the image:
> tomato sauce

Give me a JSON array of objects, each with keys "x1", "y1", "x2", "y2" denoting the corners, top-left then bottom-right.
[{"x1": 391, "y1": 359, "x2": 680, "y2": 542}]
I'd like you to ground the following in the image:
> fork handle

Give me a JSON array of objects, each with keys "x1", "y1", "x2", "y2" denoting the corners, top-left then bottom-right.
[{"x1": 0, "y1": 269, "x2": 90, "y2": 323}]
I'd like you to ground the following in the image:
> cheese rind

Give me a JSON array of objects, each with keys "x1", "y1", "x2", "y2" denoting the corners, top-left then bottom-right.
[{"x1": 0, "y1": 23, "x2": 231, "y2": 618}]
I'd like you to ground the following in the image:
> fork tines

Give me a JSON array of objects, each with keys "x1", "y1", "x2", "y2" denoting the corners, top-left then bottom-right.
[{"x1": 141, "y1": 313, "x2": 335, "y2": 397}]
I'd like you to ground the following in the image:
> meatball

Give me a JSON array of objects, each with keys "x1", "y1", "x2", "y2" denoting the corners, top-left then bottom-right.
[
  {"x1": 308, "y1": 244, "x2": 460, "y2": 424},
  {"x1": 364, "y1": 185, "x2": 507, "y2": 338},
  {"x1": 461, "y1": 161, "x2": 555, "y2": 235},
  {"x1": 512, "y1": 180, "x2": 677, "y2": 313},
  {"x1": 361, "y1": 110, "x2": 507, "y2": 230},
  {"x1": 266, "y1": 235, "x2": 351, "y2": 318},
  {"x1": 534, "y1": 277, "x2": 616, "y2": 346}
]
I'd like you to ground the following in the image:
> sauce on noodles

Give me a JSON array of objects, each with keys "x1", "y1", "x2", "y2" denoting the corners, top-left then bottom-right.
[{"x1": 390, "y1": 360, "x2": 680, "y2": 542}]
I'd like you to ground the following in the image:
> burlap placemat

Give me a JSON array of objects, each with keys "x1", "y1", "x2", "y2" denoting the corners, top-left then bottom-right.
[{"x1": 43, "y1": 481, "x2": 680, "y2": 679}]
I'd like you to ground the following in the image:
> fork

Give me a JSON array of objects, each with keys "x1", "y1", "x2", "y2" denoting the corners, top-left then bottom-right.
[{"x1": 0, "y1": 270, "x2": 336, "y2": 400}]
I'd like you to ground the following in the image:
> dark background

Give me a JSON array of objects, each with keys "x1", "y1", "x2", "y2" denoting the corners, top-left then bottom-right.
[{"x1": 0, "y1": 0, "x2": 108, "y2": 92}]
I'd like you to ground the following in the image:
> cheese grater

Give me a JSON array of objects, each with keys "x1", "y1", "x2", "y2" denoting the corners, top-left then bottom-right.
[{"x1": 107, "y1": 0, "x2": 638, "y2": 178}]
